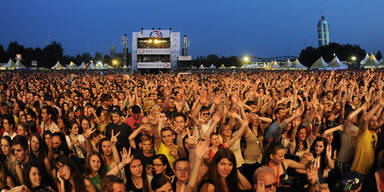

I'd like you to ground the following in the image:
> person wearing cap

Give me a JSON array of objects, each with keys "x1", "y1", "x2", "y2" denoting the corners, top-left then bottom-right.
[
  {"x1": 105, "y1": 109, "x2": 132, "y2": 152},
  {"x1": 341, "y1": 171, "x2": 362, "y2": 192}
]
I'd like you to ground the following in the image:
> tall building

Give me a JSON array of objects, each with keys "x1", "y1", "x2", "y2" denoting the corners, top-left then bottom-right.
[{"x1": 317, "y1": 16, "x2": 330, "y2": 47}]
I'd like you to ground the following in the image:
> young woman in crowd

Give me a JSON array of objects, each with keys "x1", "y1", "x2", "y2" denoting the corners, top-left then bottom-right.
[
  {"x1": 125, "y1": 156, "x2": 152, "y2": 192},
  {"x1": 0, "y1": 136, "x2": 19, "y2": 185},
  {"x1": 55, "y1": 155, "x2": 96, "y2": 192},
  {"x1": 152, "y1": 154, "x2": 174, "y2": 181},
  {"x1": 22, "y1": 163, "x2": 55, "y2": 192},
  {"x1": 263, "y1": 143, "x2": 311, "y2": 188},
  {"x1": 65, "y1": 121, "x2": 86, "y2": 159},
  {"x1": 309, "y1": 137, "x2": 334, "y2": 183},
  {"x1": 84, "y1": 152, "x2": 106, "y2": 192},
  {"x1": 29, "y1": 133, "x2": 51, "y2": 177},
  {"x1": 199, "y1": 148, "x2": 252, "y2": 192},
  {"x1": 96, "y1": 109, "x2": 111, "y2": 135},
  {"x1": 98, "y1": 137, "x2": 120, "y2": 172}
]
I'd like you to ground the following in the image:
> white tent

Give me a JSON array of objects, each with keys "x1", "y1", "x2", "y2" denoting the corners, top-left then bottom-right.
[
  {"x1": 327, "y1": 56, "x2": 348, "y2": 70},
  {"x1": 311, "y1": 57, "x2": 328, "y2": 70},
  {"x1": 209, "y1": 64, "x2": 216, "y2": 69},
  {"x1": 271, "y1": 61, "x2": 281, "y2": 70},
  {"x1": 0, "y1": 63, "x2": 5, "y2": 70},
  {"x1": 219, "y1": 64, "x2": 226, "y2": 70},
  {"x1": 14, "y1": 60, "x2": 26, "y2": 69},
  {"x1": 88, "y1": 63, "x2": 96, "y2": 69},
  {"x1": 51, "y1": 61, "x2": 65, "y2": 70},
  {"x1": 289, "y1": 59, "x2": 307, "y2": 70},
  {"x1": 360, "y1": 53, "x2": 369, "y2": 65},
  {"x1": 95, "y1": 62, "x2": 104, "y2": 69},
  {"x1": 4, "y1": 59, "x2": 16, "y2": 69},
  {"x1": 199, "y1": 64, "x2": 205, "y2": 69},
  {"x1": 281, "y1": 59, "x2": 291, "y2": 69},
  {"x1": 361, "y1": 53, "x2": 379, "y2": 68},
  {"x1": 66, "y1": 61, "x2": 78, "y2": 69}
]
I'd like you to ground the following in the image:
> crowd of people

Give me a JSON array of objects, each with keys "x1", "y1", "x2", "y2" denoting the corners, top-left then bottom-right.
[{"x1": 1, "y1": 69, "x2": 384, "y2": 192}]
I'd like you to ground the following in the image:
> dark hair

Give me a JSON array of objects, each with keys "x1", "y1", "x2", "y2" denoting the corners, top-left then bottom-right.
[
  {"x1": 84, "y1": 152, "x2": 105, "y2": 178},
  {"x1": 2, "y1": 114, "x2": 15, "y2": 129},
  {"x1": 132, "y1": 105, "x2": 141, "y2": 114},
  {"x1": 151, "y1": 175, "x2": 171, "y2": 191},
  {"x1": 174, "y1": 112, "x2": 186, "y2": 122},
  {"x1": 100, "y1": 175, "x2": 124, "y2": 192},
  {"x1": 13, "y1": 135, "x2": 29, "y2": 150},
  {"x1": 23, "y1": 163, "x2": 43, "y2": 189},
  {"x1": 153, "y1": 154, "x2": 174, "y2": 177},
  {"x1": 294, "y1": 126, "x2": 308, "y2": 154},
  {"x1": 0, "y1": 160, "x2": 10, "y2": 189},
  {"x1": 30, "y1": 133, "x2": 48, "y2": 162},
  {"x1": 0, "y1": 136, "x2": 13, "y2": 157},
  {"x1": 101, "y1": 94, "x2": 112, "y2": 103},
  {"x1": 201, "y1": 148, "x2": 239, "y2": 192},
  {"x1": 42, "y1": 130, "x2": 52, "y2": 147},
  {"x1": 42, "y1": 106, "x2": 57, "y2": 122},
  {"x1": 79, "y1": 116, "x2": 91, "y2": 134},
  {"x1": 262, "y1": 143, "x2": 286, "y2": 165},
  {"x1": 310, "y1": 137, "x2": 328, "y2": 171},
  {"x1": 51, "y1": 132, "x2": 71, "y2": 156},
  {"x1": 160, "y1": 127, "x2": 175, "y2": 137},
  {"x1": 126, "y1": 156, "x2": 150, "y2": 192},
  {"x1": 55, "y1": 155, "x2": 87, "y2": 192}
]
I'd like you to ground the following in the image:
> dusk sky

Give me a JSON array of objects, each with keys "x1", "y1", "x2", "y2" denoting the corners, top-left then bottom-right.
[{"x1": 1, "y1": 0, "x2": 383, "y2": 58}]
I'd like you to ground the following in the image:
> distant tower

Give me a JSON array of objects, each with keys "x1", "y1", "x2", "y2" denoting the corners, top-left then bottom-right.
[
  {"x1": 121, "y1": 34, "x2": 129, "y2": 67},
  {"x1": 182, "y1": 35, "x2": 190, "y2": 56},
  {"x1": 317, "y1": 16, "x2": 330, "y2": 47},
  {"x1": 110, "y1": 44, "x2": 116, "y2": 58}
]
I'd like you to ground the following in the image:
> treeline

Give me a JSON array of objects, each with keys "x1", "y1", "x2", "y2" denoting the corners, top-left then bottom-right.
[
  {"x1": 0, "y1": 41, "x2": 126, "y2": 68},
  {"x1": 299, "y1": 43, "x2": 382, "y2": 67}
]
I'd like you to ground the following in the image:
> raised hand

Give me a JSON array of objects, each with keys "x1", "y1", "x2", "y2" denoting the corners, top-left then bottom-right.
[
  {"x1": 186, "y1": 128, "x2": 198, "y2": 147},
  {"x1": 110, "y1": 130, "x2": 120, "y2": 145},
  {"x1": 255, "y1": 180, "x2": 266, "y2": 192},
  {"x1": 120, "y1": 147, "x2": 133, "y2": 165},
  {"x1": 83, "y1": 127, "x2": 96, "y2": 139},
  {"x1": 211, "y1": 112, "x2": 221, "y2": 123},
  {"x1": 306, "y1": 165, "x2": 319, "y2": 185}
]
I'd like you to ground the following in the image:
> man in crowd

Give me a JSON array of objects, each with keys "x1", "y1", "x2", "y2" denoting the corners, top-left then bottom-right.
[
  {"x1": 106, "y1": 109, "x2": 132, "y2": 151},
  {"x1": 40, "y1": 106, "x2": 60, "y2": 135}
]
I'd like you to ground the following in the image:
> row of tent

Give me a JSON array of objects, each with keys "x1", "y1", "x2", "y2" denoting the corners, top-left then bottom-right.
[
  {"x1": 311, "y1": 54, "x2": 384, "y2": 70},
  {"x1": 51, "y1": 61, "x2": 117, "y2": 70},
  {"x1": 0, "y1": 59, "x2": 27, "y2": 70},
  {"x1": 0, "y1": 59, "x2": 120, "y2": 70},
  {"x1": 360, "y1": 53, "x2": 384, "y2": 68}
]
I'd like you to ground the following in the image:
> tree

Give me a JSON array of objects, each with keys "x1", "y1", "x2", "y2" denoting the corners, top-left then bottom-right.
[
  {"x1": 299, "y1": 46, "x2": 319, "y2": 67},
  {"x1": 206, "y1": 54, "x2": 219, "y2": 67},
  {"x1": 94, "y1": 52, "x2": 103, "y2": 63},
  {"x1": 376, "y1": 51, "x2": 382, "y2": 61},
  {"x1": 6, "y1": 41, "x2": 25, "y2": 61},
  {"x1": 0, "y1": 44, "x2": 6, "y2": 62},
  {"x1": 104, "y1": 54, "x2": 111, "y2": 65},
  {"x1": 81, "y1": 52, "x2": 92, "y2": 63},
  {"x1": 43, "y1": 41, "x2": 64, "y2": 68}
]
